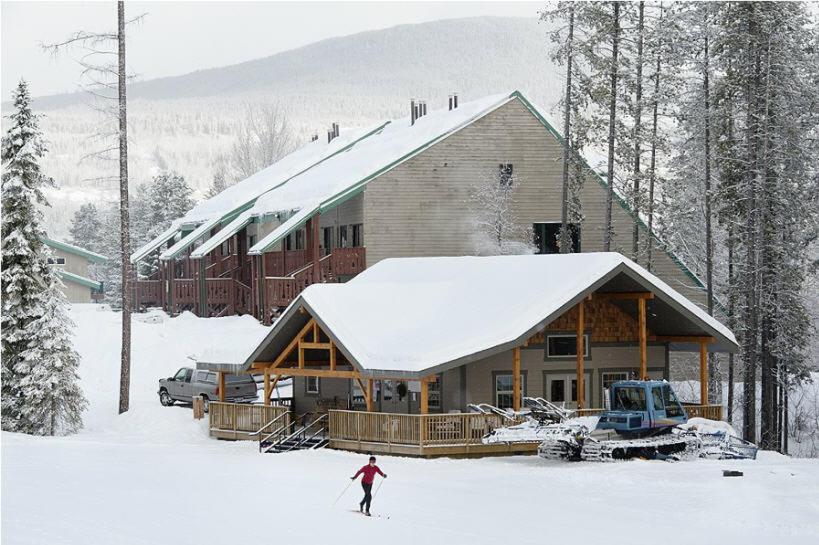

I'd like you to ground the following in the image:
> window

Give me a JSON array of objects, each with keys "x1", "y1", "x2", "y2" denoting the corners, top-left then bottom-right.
[
  {"x1": 174, "y1": 368, "x2": 192, "y2": 383},
  {"x1": 498, "y1": 163, "x2": 514, "y2": 187},
  {"x1": 613, "y1": 387, "x2": 647, "y2": 412},
  {"x1": 428, "y1": 376, "x2": 441, "y2": 409},
  {"x1": 338, "y1": 225, "x2": 348, "y2": 248},
  {"x1": 248, "y1": 235, "x2": 256, "y2": 248},
  {"x1": 47, "y1": 257, "x2": 66, "y2": 265},
  {"x1": 546, "y1": 334, "x2": 589, "y2": 358},
  {"x1": 533, "y1": 222, "x2": 581, "y2": 254},
  {"x1": 295, "y1": 229, "x2": 305, "y2": 250},
  {"x1": 382, "y1": 380, "x2": 393, "y2": 401},
  {"x1": 601, "y1": 371, "x2": 630, "y2": 408},
  {"x1": 352, "y1": 224, "x2": 363, "y2": 247},
  {"x1": 652, "y1": 386, "x2": 665, "y2": 412},
  {"x1": 306, "y1": 376, "x2": 320, "y2": 395},
  {"x1": 285, "y1": 234, "x2": 293, "y2": 251},
  {"x1": 662, "y1": 385, "x2": 684, "y2": 417},
  {"x1": 494, "y1": 373, "x2": 525, "y2": 409},
  {"x1": 323, "y1": 227, "x2": 334, "y2": 252}
]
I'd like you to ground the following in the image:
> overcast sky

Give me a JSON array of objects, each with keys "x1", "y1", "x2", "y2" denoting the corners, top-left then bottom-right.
[{"x1": 1, "y1": 1, "x2": 541, "y2": 99}]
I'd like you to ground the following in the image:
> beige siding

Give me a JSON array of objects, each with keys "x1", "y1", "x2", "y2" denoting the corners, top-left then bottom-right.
[
  {"x1": 362, "y1": 98, "x2": 706, "y2": 307},
  {"x1": 49, "y1": 249, "x2": 94, "y2": 303},
  {"x1": 61, "y1": 279, "x2": 93, "y2": 304}
]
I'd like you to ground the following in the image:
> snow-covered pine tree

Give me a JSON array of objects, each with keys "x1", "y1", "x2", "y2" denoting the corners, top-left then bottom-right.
[
  {"x1": 68, "y1": 203, "x2": 104, "y2": 253},
  {"x1": 1, "y1": 80, "x2": 87, "y2": 434},
  {"x1": 204, "y1": 162, "x2": 233, "y2": 199},
  {"x1": 469, "y1": 168, "x2": 536, "y2": 256},
  {"x1": 136, "y1": 172, "x2": 194, "y2": 277},
  {"x1": 17, "y1": 265, "x2": 88, "y2": 435}
]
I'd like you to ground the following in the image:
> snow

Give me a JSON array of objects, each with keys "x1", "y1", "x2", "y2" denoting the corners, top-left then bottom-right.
[
  {"x1": 2, "y1": 304, "x2": 818, "y2": 545},
  {"x1": 248, "y1": 93, "x2": 514, "y2": 254},
  {"x1": 288, "y1": 253, "x2": 737, "y2": 375}
]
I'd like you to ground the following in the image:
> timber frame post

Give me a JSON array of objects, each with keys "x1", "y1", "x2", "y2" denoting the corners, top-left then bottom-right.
[
  {"x1": 420, "y1": 380, "x2": 429, "y2": 414},
  {"x1": 218, "y1": 371, "x2": 226, "y2": 401},
  {"x1": 576, "y1": 299, "x2": 585, "y2": 410},
  {"x1": 700, "y1": 340, "x2": 708, "y2": 405},
  {"x1": 512, "y1": 346, "x2": 521, "y2": 412},
  {"x1": 639, "y1": 296, "x2": 647, "y2": 379},
  {"x1": 263, "y1": 368, "x2": 271, "y2": 406}
]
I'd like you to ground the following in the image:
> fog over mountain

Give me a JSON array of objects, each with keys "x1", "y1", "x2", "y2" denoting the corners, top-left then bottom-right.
[{"x1": 11, "y1": 17, "x2": 561, "y2": 237}]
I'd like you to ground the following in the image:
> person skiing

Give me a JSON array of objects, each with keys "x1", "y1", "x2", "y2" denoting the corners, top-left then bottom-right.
[{"x1": 351, "y1": 455, "x2": 386, "y2": 516}]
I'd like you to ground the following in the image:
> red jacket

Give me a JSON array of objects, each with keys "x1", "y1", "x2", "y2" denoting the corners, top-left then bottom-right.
[{"x1": 354, "y1": 464, "x2": 385, "y2": 484}]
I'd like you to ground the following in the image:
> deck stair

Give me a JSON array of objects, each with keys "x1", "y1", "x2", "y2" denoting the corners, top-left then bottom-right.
[{"x1": 260, "y1": 413, "x2": 328, "y2": 453}]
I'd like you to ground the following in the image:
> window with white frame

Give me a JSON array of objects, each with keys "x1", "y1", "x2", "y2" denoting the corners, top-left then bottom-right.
[
  {"x1": 546, "y1": 334, "x2": 590, "y2": 358},
  {"x1": 601, "y1": 371, "x2": 630, "y2": 408},
  {"x1": 306, "y1": 376, "x2": 320, "y2": 395},
  {"x1": 428, "y1": 376, "x2": 441, "y2": 409},
  {"x1": 494, "y1": 373, "x2": 525, "y2": 409}
]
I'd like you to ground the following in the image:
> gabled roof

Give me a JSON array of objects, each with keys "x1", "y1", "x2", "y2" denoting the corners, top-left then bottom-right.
[
  {"x1": 201, "y1": 253, "x2": 736, "y2": 378},
  {"x1": 55, "y1": 269, "x2": 103, "y2": 291},
  {"x1": 42, "y1": 237, "x2": 107, "y2": 263}
]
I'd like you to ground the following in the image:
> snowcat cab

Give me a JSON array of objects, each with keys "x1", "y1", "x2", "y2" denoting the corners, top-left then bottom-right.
[{"x1": 597, "y1": 380, "x2": 688, "y2": 435}]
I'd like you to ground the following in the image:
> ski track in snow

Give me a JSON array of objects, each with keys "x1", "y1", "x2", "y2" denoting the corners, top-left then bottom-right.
[{"x1": 2, "y1": 305, "x2": 819, "y2": 545}]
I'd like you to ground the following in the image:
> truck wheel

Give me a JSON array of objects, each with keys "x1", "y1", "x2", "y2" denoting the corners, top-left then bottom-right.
[
  {"x1": 201, "y1": 396, "x2": 210, "y2": 413},
  {"x1": 159, "y1": 390, "x2": 174, "y2": 406}
]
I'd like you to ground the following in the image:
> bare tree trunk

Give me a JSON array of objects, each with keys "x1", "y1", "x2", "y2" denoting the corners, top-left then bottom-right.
[
  {"x1": 559, "y1": 5, "x2": 575, "y2": 254},
  {"x1": 702, "y1": 18, "x2": 719, "y2": 403},
  {"x1": 646, "y1": 7, "x2": 662, "y2": 272},
  {"x1": 631, "y1": 1, "x2": 645, "y2": 260},
  {"x1": 603, "y1": 1, "x2": 620, "y2": 252},
  {"x1": 783, "y1": 368, "x2": 788, "y2": 455},
  {"x1": 727, "y1": 225, "x2": 735, "y2": 423},
  {"x1": 117, "y1": 0, "x2": 132, "y2": 415}
]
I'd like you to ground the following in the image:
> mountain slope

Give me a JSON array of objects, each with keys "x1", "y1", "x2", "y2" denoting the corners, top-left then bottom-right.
[{"x1": 12, "y1": 17, "x2": 562, "y2": 237}]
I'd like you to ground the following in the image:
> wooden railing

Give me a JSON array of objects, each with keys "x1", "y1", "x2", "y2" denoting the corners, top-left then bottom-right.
[
  {"x1": 328, "y1": 410, "x2": 518, "y2": 449},
  {"x1": 235, "y1": 280, "x2": 252, "y2": 315},
  {"x1": 172, "y1": 279, "x2": 197, "y2": 309},
  {"x1": 331, "y1": 247, "x2": 366, "y2": 276},
  {"x1": 209, "y1": 402, "x2": 290, "y2": 440},
  {"x1": 576, "y1": 404, "x2": 723, "y2": 421},
  {"x1": 135, "y1": 280, "x2": 163, "y2": 307},
  {"x1": 264, "y1": 247, "x2": 367, "y2": 308}
]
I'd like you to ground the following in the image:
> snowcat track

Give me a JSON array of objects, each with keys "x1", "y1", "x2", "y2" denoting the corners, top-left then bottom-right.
[{"x1": 580, "y1": 435, "x2": 699, "y2": 462}]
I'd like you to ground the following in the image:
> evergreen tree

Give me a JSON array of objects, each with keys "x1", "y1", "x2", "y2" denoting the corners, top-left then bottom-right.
[
  {"x1": 17, "y1": 268, "x2": 88, "y2": 435},
  {"x1": 68, "y1": 203, "x2": 104, "y2": 253},
  {"x1": 1, "y1": 80, "x2": 87, "y2": 434}
]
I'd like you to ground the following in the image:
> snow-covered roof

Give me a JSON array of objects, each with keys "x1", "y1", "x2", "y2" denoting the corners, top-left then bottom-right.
[
  {"x1": 42, "y1": 237, "x2": 107, "y2": 263},
  {"x1": 246, "y1": 92, "x2": 515, "y2": 253},
  {"x1": 205, "y1": 253, "x2": 737, "y2": 378}
]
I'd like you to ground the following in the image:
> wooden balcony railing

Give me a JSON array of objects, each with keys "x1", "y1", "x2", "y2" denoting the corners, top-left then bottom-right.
[
  {"x1": 264, "y1": 247, "x2": 366, "y2": 308},
  {"x1": 172, "y1": 279, "x2": 198, "y2": 306},
  {"x1": 135, "y1": 280, "x2": 163, "y2": 308},
  {"x1": 328, "y1": 410, "x2": 519, "y2": 449},
  {"x1": 209, "y1": 402, "x2": 290, "y2": 441},
  {"x1": 575, "y1": 404, "x2": 723, "y2": 421}
]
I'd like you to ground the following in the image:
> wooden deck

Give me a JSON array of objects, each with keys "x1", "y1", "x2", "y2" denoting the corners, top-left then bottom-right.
[
  {"x1": 208, "y1": 402, "x2": 290, "y2": 440},
  {"x1": 328, "y1": 410, "x2": 537, "y2": 458}
]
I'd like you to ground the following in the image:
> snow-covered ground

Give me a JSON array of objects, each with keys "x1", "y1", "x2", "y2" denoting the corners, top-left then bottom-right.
[{"x1": 2, "y1": 305, "x2": 819, "y2": 545}]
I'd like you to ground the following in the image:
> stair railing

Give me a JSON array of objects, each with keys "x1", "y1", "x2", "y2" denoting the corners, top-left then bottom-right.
[
  {"x1": 255, "y1": 411, "x2": 291, "y2": 450},
  {"x1": 263, "y1": 413, "x2": 328, "y2": 454}
]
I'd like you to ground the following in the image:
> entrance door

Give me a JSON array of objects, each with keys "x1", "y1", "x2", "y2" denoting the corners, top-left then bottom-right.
[{"x1": 545, "y1": 373, "x2": 591, "y2": 409}]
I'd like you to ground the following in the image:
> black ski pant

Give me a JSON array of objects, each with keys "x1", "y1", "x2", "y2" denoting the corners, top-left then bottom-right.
[{"x1": 360, "y1": 482, "x2": 373, "y2": 512}]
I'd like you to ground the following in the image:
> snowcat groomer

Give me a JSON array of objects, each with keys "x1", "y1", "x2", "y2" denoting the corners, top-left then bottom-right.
[{"x1": 538, "y1": 380, "x2": 697, "y2": 462}]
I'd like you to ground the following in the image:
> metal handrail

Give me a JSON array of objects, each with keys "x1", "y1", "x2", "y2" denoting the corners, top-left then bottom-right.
[
  {"x1": 253, "y1": 411, "x2": 290, "y2": 438},
  {"x1": 282, "y1": 420, "x2": 328, "y2": 453},
  {"x1": 264, "y1": 413, "x2": 328, "y2": 454},
  {"x1": 259, "y1": 423, "x2": 293, "y2": 452}
]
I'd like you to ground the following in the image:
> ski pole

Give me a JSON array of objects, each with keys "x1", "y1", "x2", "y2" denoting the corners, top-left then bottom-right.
[
  {"x1": 371, "y1": 476, "x2": 385, "y2": 499},
  {"x1": 332, "y1": 478, "x2": 355, "y2": 506}
]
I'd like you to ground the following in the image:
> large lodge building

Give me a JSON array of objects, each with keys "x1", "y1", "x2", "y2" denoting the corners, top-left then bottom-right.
[{"x1": 134, "y1": 91, "x2": 735, "y2": 438}]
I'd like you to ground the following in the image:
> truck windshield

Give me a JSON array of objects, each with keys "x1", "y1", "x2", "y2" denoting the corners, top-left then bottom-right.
[
  {"x1": 614, "y1": 387, "x2": 647, "y2": 412},
  {"x1": 663, "y1": 386, "x2": 684, "y2": 417}
]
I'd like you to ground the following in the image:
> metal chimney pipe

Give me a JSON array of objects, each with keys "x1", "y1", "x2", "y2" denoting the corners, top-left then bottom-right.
[
  {"x1": 448, "y1": 95, "x2": 453, "y2": 111},
  {"x1": 333, "y1": 122, "x2": 339, "y2": 138},
  {"x1": 422, "y1": 101, "x2": 427, "y2": 116},
  {"x1": 453, "y1": 93, "x2": 458, "y2": 109},
  {"x1": 327, "y1": 129, "x2": 332, "y2": 143},
  {"x1": 410, "y1": 99, "x2": 416, "y2": 125}
]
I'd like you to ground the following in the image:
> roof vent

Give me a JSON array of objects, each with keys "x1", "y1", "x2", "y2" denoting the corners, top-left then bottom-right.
[
  {"x1": 411, "y1": 99, "x2": 427, "y2": 125},
  {"x1": 311, "y1": 134, "x2": 318, "y2": 142},
  {"x1": 449, "y1": 93, "x2": 459, "y2": 110},
  {"x1": 327, "y1": 122, "x2": 339, "y2": 143}
]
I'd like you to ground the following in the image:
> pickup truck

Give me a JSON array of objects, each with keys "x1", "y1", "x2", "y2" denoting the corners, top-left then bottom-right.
[{"x1": 158, "y1": 367, "x2": 257, "y2": 412}]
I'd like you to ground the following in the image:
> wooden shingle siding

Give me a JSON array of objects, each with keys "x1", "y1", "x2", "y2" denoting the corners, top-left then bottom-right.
[{"x1": 362, "y1": 98, "x2": 706, "y2": 307}]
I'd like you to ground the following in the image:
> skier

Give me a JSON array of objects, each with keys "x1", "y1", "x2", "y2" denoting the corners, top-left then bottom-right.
[{"x1": 350, "y1": 455, "x2": 387, "y2": 516}]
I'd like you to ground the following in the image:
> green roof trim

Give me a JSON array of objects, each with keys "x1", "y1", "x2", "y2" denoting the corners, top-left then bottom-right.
[
  {"x1": 510, "y1": 90, "x2": 707, "y2": 291},
  {"x1": 42, "y1": 237, "x2": 107, "y2": 263},
  {"x1": 55, "y1": 269, "x2": 103, "y2": 290}
]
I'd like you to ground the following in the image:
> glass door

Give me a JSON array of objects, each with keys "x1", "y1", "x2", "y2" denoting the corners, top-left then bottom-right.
[{"x1": 545, "y1": 373, "x2": 591, "y2": 409}]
